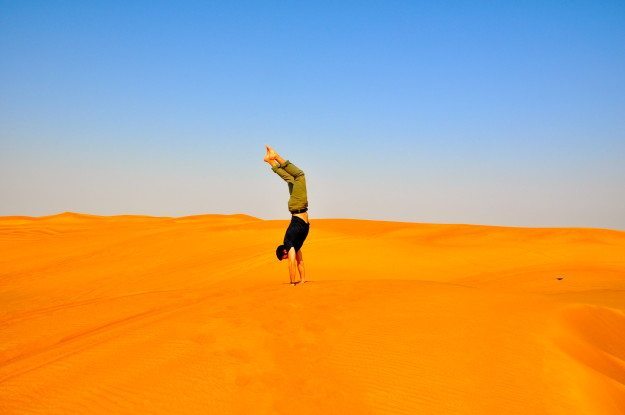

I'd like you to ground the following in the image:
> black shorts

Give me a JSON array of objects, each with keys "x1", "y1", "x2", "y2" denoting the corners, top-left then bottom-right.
[{"x1": 284, "y1": 216, "x2": 310, "y2": 252}]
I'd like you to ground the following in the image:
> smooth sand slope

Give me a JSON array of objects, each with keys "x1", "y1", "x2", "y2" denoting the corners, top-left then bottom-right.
[{"x1": 1, "y1": 212, "x2": 624, "y2": 414}]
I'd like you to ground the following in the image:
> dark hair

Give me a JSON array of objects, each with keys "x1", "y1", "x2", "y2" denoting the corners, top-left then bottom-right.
[{"x1": 276, "y1": 244, "x2": 286, "y2": 260}]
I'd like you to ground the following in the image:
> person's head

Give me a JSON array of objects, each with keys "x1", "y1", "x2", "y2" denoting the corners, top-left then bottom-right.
[{"x1": 275, "y1": 244, "x2": 288, "y2": 260}]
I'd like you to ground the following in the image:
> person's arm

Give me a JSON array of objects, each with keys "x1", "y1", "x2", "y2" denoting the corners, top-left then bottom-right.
[
  {"x1": 296, "y1": 250, "x2": 305, "y2": 283},
  {"x1": 288, "y1": 247, "x2": 298, "y2": 283}
]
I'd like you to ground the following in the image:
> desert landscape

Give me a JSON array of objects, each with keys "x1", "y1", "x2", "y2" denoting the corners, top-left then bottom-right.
[{"x1": 1, "y1": 212, "x2": 624, "y2": 414}]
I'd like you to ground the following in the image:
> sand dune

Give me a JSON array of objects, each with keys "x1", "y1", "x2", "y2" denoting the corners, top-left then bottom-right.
[{"x1": 1, "y1": 213, "x2": 624, "y2": 414}]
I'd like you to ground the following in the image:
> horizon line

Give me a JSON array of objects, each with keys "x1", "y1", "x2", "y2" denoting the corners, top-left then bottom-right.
[{"x1": 1, "y1": 211, "x2": 623, "y2": 232}]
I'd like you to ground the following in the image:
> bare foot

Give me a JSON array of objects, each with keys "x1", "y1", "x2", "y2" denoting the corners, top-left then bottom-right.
[
  {"x1": 263, "y1": 145, "x2": 272, "y2": 163},
  {"x1": 266, "y1": 145, "x2": 278, "y2": 160}
]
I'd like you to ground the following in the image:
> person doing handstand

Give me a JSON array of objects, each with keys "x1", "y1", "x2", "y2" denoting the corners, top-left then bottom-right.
[{"x1": 264, "y1": 145, "x2": 310, "y2": 285}]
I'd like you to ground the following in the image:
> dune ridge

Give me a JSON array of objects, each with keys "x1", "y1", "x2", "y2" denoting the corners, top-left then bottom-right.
[{"x1": 1, "y1": 213, "x2": 624, "y2": 414}]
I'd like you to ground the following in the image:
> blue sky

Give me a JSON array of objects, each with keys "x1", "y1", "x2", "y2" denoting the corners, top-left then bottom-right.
[{"x1": 1, "y1": 1, "x2": 624, "y2": 228}]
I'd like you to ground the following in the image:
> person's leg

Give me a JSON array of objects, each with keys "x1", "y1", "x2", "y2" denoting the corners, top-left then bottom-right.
[
  {"x1": 281, "y1": 160, "x2": 304, "y2": 179},
  {"x1": 276, "y1": 160, "x2": 307, "y2": 212},
  {"x1": 265, "y1": 150, "x2": 295, "y2": 185},
  {"x1": 267, "y1": 160, "x2": 295, "y2": 185},
  {"x1": 265, "y1": 146, "x2": 308, "y2": 211},
  {"x1": 266, "y1": 145, "x2": 304, "y2": 181}
]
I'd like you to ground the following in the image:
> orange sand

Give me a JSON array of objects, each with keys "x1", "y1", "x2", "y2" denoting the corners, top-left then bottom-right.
[{"x1": 1, "y1": 212, "x2": 624, "y2": 414}]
